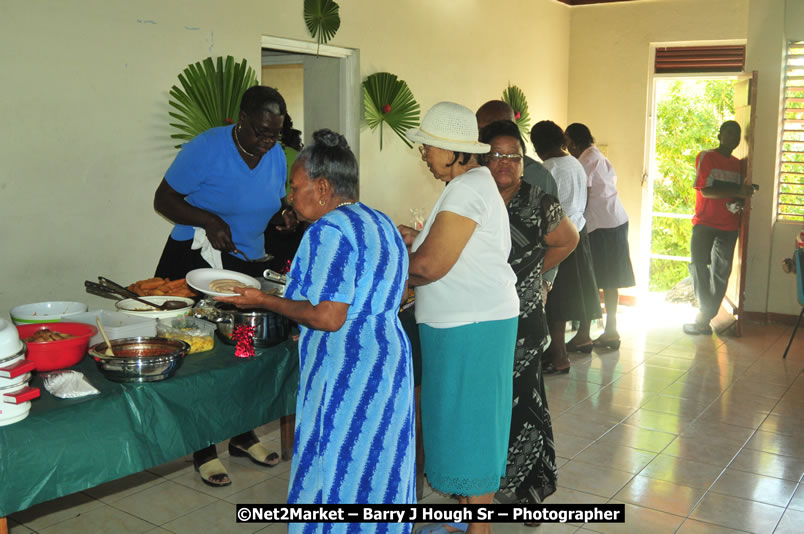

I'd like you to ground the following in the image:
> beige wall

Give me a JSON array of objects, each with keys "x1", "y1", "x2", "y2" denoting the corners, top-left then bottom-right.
[
  {"x1": 0, "y1": 0, "x2": 570, "y2": 314},
  {"x1": 567, "y1": 0, "x2": 804, "y2": 317},
  {"x1": 568, "y1": 0, "x2": 749, "y2": 286},
  {"x1": 262, "y1": 64, "x2": 304, "y2": 131}
]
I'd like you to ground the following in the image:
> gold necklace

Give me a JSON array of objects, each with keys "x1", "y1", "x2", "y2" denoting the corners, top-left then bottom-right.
[
  {"x1": 233, "y1": 125, "x2": 256, "y2": 158},
  {"x1": 336, "y1": 201, "x2": 356, "y2": 208}
]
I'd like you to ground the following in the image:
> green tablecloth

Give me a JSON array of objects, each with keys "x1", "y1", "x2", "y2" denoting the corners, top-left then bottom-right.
[{"x1": 0, "y1": 339, "x2": 299, "y2": 517}]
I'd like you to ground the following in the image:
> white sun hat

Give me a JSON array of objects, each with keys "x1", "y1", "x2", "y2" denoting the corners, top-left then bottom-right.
[{"x1": 406, "y1": 101, "x2": 491, "y2": 154}]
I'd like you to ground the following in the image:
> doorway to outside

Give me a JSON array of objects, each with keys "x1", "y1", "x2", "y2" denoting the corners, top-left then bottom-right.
[{"x1": 642, "y1": 76, "x2": 739, "y2": 314}]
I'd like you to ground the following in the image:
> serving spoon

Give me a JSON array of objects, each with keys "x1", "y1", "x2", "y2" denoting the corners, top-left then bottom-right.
[
  {"x1": 234, "y1": 249, "x2": 273, "y2": 263},
  {"x1": 96, "y1": 317, "x2": 115, "y2": 357}
]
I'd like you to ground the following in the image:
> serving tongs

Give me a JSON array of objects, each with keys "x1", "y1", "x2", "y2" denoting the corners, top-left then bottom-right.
[
  {"x1": 84, "y1": 277, "x2": 187, "y2": 311},
  {"x1": 262, "y1": 269, "x2": 287, "y2": 286}
]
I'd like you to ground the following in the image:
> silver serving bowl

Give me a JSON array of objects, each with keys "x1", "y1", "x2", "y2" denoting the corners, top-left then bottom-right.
[
  {"x1": 88, "y1": 337, "x2": 189, "y2": 383},
  {"x1": 212, "y1": 302, "x2": 289, "y2": 348}
]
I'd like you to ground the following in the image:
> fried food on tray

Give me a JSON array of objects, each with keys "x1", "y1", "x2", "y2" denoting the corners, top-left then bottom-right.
[
  {"x1": 24, "y1": 329, "x2": 76, "y2": 343},
  {"x1": 127, "y1": 277, "x2": 197, "y2": 298}
]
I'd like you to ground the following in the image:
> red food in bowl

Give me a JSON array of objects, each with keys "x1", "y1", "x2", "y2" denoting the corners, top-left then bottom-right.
[{"x1": 16, "y1": 322, "x2": 97, "y2": 371}]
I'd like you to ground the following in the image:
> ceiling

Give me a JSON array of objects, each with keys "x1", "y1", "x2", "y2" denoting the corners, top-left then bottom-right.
[{"x1": 557, "y1": 0, "x2": 637, "y2": 5}]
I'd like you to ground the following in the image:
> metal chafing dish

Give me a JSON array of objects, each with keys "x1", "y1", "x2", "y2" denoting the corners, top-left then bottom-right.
[
  {"x1": 192, "y1": 273, "x2": 290, "y2": 348},
  {"x1": 88, "y1": 337, "x2": 189, "y2": 383}
]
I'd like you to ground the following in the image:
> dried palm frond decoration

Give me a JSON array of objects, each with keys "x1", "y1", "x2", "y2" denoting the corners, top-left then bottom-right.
[
  {"x1": 502, "y1": 84, "x2": 531, "y2": 137},
  {"x1": 168, "y1": 56, "x2": 258, "y2": 148},
  {"x1": 304, "y1": 0, "x2": 341, "y2": 54},
  {"x1": 363, "y1": 72, "x2": 420, "y2": 150}
]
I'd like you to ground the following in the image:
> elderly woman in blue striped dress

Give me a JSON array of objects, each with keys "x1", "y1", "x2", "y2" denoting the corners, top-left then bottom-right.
[{"x1": 219, "y1": 129, "x2": 415, "y2": 534}]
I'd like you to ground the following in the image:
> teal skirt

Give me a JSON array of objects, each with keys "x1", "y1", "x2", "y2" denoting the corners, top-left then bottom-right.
[{"x1": 419, "y1": 318, "x2": 518, "y2": 496}]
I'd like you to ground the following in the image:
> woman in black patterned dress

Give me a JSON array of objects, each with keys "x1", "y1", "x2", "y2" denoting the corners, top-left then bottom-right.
[{"x1": 479, "y1": 120, "x2": 579, "y2": 505}]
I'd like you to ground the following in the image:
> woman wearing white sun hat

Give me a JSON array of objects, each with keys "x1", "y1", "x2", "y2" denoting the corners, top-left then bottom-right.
[{"x1": 398, "y1": 102, "x2": 519, "y2": 534}]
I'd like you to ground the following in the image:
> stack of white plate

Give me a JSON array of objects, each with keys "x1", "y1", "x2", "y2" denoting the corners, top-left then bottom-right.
[{"x1": 0, "y1": 318, "x2": 40, "y2": 426}]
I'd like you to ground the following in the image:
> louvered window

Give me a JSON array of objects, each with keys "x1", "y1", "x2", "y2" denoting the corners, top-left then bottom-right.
[
  {"x1": 655, "y1": 45, "x2": 745, "y2": 73},
  {"x1": 779, "y1": 41, "x2": 804, "y2": 221}
]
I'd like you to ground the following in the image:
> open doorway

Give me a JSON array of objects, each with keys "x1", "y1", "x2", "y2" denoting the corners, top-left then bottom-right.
[
  {"x1": 258, "y1": 37, "x2": 360, "y2": 273},
  {"x1": 644, "y1": 76, "x2": 739, "y2": 294},
  {"x1": 260, "y1": 36, "x2": 360, "y2": 158},
  {"x1": 641, "y1": 71, "x2": 756, "y2": 333}
]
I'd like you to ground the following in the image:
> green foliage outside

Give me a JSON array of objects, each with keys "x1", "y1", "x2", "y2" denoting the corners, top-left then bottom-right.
[
  {"x1": 649, "y1": 79, "x2": 736, "y2": 291},
  {"x1": 780, "y1": 45, "x2": 804, "y2": 221}
]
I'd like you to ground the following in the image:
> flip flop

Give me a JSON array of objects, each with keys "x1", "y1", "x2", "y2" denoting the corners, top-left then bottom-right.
[
  {"x1": 228, "y1": 441, "x2": 280, "y2": 467},
  {"x1": 194, "y1": 457, "x2": 231, "y2": 487},
  {"x1": 415, "y1": 523, "x2": 468, "y2": 534}
]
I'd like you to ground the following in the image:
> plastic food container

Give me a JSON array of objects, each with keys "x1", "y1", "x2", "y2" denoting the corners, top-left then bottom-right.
[
  {"x1": 156, "y1": 317, "x2": 215, "y2": 354},
  {"x1": 10, "y1": 301, "x2": 88, "y2": 325},
  {"x1": 16, "y1": 322, "x2": 97, "y2": 371},
  {"x1": 69, "y1": 310, "x2": 157, "y2": 347}
]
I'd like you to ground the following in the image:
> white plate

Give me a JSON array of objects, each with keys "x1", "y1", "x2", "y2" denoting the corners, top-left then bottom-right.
[{"x1": 186, "y1": 268, "x2": 261, "y2": 297}]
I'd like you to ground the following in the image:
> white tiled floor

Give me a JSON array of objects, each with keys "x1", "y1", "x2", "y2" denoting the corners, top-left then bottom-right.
[{"x1": 7, "y1": 299, "x2": 804, "y2": 534}]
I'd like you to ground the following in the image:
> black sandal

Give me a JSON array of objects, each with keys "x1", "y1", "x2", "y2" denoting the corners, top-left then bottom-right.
[
  {"x1": 592, "y1": 336, "x2": 621, "y2": 350},
  {"x1": 543, "y1": 362, "x2": 570, "y2": 375},
  {"x1": 565, "y1": 340, "x2": 593, "y2": 353}
]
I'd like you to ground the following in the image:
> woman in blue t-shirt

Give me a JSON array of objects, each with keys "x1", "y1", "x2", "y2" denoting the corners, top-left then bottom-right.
[{"x1": 153, "y1": 86, "x2": 296, "y2": 488}]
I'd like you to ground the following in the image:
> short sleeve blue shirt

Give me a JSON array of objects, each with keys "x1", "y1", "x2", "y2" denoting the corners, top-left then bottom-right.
[{"x1": 164, "y1": 125, "x2": 286, "y2": 259}]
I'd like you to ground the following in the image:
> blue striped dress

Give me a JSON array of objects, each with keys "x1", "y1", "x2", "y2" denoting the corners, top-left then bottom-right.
[{"x1": 284, "y1": 202, "x2": 415, "y2": 534}]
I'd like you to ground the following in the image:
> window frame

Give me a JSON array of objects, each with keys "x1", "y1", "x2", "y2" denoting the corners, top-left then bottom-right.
[{"x1": 778, "y1": 40, "x2": 804, "y2": 222}]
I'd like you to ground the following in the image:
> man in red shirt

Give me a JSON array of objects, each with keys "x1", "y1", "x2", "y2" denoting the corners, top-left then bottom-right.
[{"x1": 684, "y1": 121, "x2": 756, "y2": 335}]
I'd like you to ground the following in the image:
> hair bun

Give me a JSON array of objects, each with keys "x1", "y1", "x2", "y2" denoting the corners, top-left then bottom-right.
[{"x1": 313, "y1": 129, "x2": 348, "y2": 149}]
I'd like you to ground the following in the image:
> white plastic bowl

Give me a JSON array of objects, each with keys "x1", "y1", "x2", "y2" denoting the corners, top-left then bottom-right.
[
  {"x1": 0, "y1": 318, "x2": 24, "y2": 356},
  {"x1": 10, "y1": 301, "x2": 88, "y2": 325},
  {"x1": 115, "y1": 296, "x2": 194, "y2": 320}
]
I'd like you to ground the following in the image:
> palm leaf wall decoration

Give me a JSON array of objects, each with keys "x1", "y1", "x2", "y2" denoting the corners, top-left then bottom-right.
[
  {"x1": 502, "y1": 84, "x2": 531, "y2": 137},
  {"x1": 168, "y1": 56, "x2": 258, "y2": 148},
  {"x1": 363, "y1": 72, "x2": 420, "y2": 150},
  {"x1": 304, "y1": 0, "x2": 341, "y2": 54}
]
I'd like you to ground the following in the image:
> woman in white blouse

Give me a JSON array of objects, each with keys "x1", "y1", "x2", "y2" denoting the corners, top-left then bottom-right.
[
  {"x1": 399, "y1": 102, "x2": 519, "y2": 534},
  {"x1": 530, "y1": 120, "x2": 601, "y2": 373}
]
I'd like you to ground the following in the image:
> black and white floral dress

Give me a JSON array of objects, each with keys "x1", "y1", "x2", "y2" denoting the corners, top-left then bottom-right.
[{"x1": 496, "y1": 181, "x2": 561, "y2": 505}]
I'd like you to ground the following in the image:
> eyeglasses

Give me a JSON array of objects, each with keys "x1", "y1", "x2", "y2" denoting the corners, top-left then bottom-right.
[
  {"x1": 249, "y1": 118, "x2": 281, "y2": 142},
  {"x1": 488, "y1": 152, "x2": 523, "y2": 163}
]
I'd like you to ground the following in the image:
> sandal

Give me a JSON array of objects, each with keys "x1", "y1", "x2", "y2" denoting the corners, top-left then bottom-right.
[
  {"x1": 228, "y1": 441, "x2": 280, "y2": 468},
  {"x1": 543, "y1": 362, "x2": 570, "y2": 375},
  {"x1": 565, "y1": 340, "x2": 593, "y2": 353},
  {"x1": 193, "y1": 457, "x2": 231, "y2": 487},
  {"x1": 592, "y1": 336, "x2": 621, "y2": 350}
]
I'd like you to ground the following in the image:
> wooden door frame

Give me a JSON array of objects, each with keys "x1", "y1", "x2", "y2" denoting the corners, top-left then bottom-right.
[{"x1": 723, "y1": 70, "x2": 758, "y2": 337}]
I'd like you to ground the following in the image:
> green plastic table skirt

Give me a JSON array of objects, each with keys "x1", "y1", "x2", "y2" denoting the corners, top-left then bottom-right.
[{"x1": 0, "y1": 339, "x2": 299, "y2": 517}]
